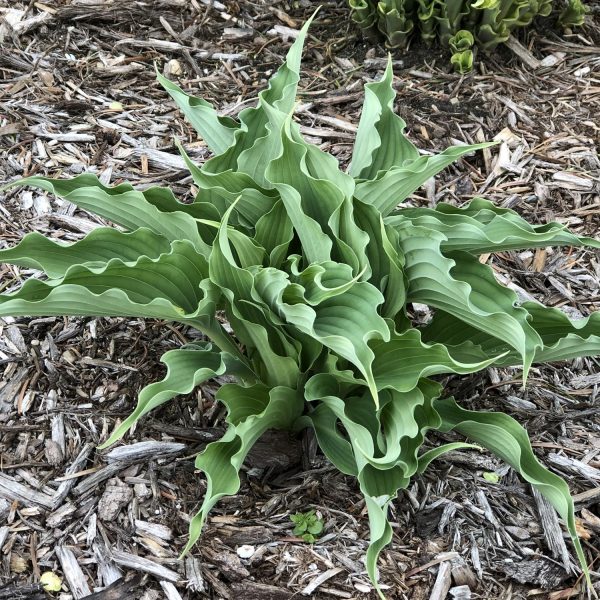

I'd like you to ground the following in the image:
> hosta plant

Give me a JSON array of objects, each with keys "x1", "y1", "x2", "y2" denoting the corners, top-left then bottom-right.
[
  {"x1": 349, "y1": 0, "x2": 589, "y2": 71},
  {"x1": 1, "y1": 16, "x2": 598, "y2": 597}
]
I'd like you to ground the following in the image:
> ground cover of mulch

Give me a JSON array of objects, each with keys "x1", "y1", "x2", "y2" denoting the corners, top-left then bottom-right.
[{"x1": 0, "y1": 0, "x2": 599, "y2": 598}]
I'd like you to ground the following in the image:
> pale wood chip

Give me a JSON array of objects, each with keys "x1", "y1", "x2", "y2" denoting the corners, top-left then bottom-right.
[
  {"x1": 56, "y1": 545, "x2": 92, "y2": 599},
  {"x1": 98, "y1": 477, "x2": 132, "y2": 521},
  {"x1": 0, "y1": 473, "x2": 54, "y2": 510},
  {"x1": 104, "y1": 441, "x2": 186, "y2": 464},
  {"x1": 301, "y1": 567, "x2": 344, "y2": 595},
  {"x1": 533, "y1": 488, "x2": 572, "y2": 571},
  {"x1": 160, "y1": 581, "x2": 183, "y2": 600},
  {"x1": 429, "y1": 560, "x2": 453, "y2": 600},
  {"x1": 111, "y1": 550, "x2": 181, "y2": 582}
]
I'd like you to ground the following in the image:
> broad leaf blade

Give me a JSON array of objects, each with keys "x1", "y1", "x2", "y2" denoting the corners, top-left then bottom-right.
[
  {"x1": 354, "y1": 143, "x2": 494, "y2": 216},
  {"x1": 157, "y1": 69, "x2": 238, "y2": 155},
  {"x1": 398, "y1": 223, "x2": 542, "y2": 377},
  {"x1": 10, "y1": 175, "x2": 210, "y2": 255},
  {"x1": 0, "y1": 241, "x2": 208, "y2": 320},
  {"x1": 0, "y1": 228, "x2": 170, "y2": 278},
  {"x1": 390, "y1": 197, "x2": 600, "y2": 253},
  {"x1": 183, "y1": 384, "x2": 303, "y2": 555},
  {"x1": 350, "y1": 56, "x2": 419, "y2": 179},
  {"x1": 100, "y1": 344, "x2": 227, "y2": 448},
  {"x1": 435, "y1": 397, "x2": 589, "y2": 584},
  {"x1": 371, "y1": 328, "x2": 499, "y2": 392}
]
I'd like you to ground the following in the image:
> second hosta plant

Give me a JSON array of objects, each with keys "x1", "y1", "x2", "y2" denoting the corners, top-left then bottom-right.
[
  {"x1": 1, "y1": 17, "x2": 598, "y2": 597},
  {"x1": 350, "y1": 0, "x2": 588, "y2": 71}
]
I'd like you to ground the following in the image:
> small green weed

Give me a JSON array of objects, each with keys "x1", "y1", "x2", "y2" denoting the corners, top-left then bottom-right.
[{"x1": 290, "y1": 510, "x2": 325, "y2": 543}]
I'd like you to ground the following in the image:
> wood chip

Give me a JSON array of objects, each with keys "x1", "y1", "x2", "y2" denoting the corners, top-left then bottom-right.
[
  {"x1": 429, "y1": 560, "x2": 453, "y2": 600},
  {"x1": 160, "y1": 581, "x2": 183, "y2": 600},
  {"x1": 301, "y1": 567, "x2": 344, "y2": 595},
  {"x1": 504, "y1": 35, "x2": 541, "y2": 70},
  {"x1": 55, "y1": 545, "x2": 92, "y2": 599},
  {"x1": 135, "y1": 520, "x2": 173, "y2": 542},
  {"x1": 449, "y1": 586, "x2": 472, "y2": 600},
  {"x1": 547, "y1": 453, "x2": 600, "y2": 481},
  {"x1": 0, "y1": 473, "x2": 54, "y2": 510},
  {"x1": 104, "y1": 441, "x2": 186, "y2": 464},
  {"x1": 98, "y1": 478, "x2": 133, "y2": 521},
  {"x1": 532, "y1": 488, "x2": 572, "y2": 571},
  {"x1": 230, "y1": 582, "x2": 292, "y2": 599},
  {"x1": 185, "y1": 557, "x2": 205, "y2": 593},
  {"x1": 552, "y1": 172, "x2": 594, "y2": 190},
  {"x1": 111, "y1": 550, "x2": 180, "y2": 583},
  {"x1": 210, "y1": 550, "x2": 250, "y2": 582}
]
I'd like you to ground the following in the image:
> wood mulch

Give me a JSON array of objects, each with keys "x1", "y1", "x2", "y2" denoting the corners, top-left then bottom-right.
[{"x1": 0, "y1": 1, "x2": 599, "y2": 599}]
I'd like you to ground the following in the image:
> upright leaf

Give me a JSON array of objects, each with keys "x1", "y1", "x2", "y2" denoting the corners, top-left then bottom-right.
[
  {"x1": 350, "y1": 57, "x2": 419, "y2": 179},
  {"x1": 157, "y1": 69, "x2": 238, "y2": 155}
]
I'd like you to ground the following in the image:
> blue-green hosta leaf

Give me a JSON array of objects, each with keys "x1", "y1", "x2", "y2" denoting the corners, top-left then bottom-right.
[
  {"x1": 265, "y1": 118, "x2": 365, "y2": 272},
  {"x1": 118, "y1": 182, "x2": 211, "y2": 219},
  {"x1": 303, "y1": 388, "x2": 377, "y2": 465},
  {"x1": 157, "y1": 69, "x2": 238, "y2": 155},
  {"x1": 278, "y1": 120, "x2": 364, "y2": 270},
  {"x1": 354, "y1": 200, "x2": 406, "y2": 317},
  {"x1": 254, "y1": 200, "x2": 294, "y2": 265},
  {"x1": 435, "y1": 396, "x2": 589, "y2": 584},
  {"x1": 209, "y1": 204, "x2": 301, "y2": 387},
  {"x1": 0, "y1": 240, "x2": 208, "y2": 319},
  {"x1": 10, "y1": 175, "x2": 210, "y2": 255},
  {"x1": 390, "y1": 198, "x2": 600, "y2": 253},
  {"x1": 176, "y1": 139, "x2": 276, "y2": 227},
  {"x1": 100, "y1": 344, "x2": 228, "y2": 448},
  {"x1": 435, "y1": 0, "x2": 471, "y2": 44},
  {"x1": 0, "y1": 228, "x2": 171, "y2": 279},
  {"x1": 298, "y1": 129, "x2": 355, "y2": 199},
  {"x1": 294, "y1": 403, "x2": 358, "y2": 476},
  {"x1": 522, "y1": 302, "x2": 600, "y2": 364},
  {"x1": 350, "y1": 56, "x2": 419, "y2": 180},
  {"x1": 354, "y1": 142, "x2": 494, "y2": 216},
  {"x1": 350, "y1": 0, "x2": 378, "y2": 28},
  {"x1": 361, "y1": 468, "x2": 406, "y2": 600},
  {"x1": 376, "y1": 0, "x2": 415, "y2": 47},
  {"x1": 0, "y1": 241, "x2": 242, "y2": 359},
  {"x1": 249, "y1": 266, "x2": 325, "y2": 372},
  {"x1": 381, "y1": 379, "x2": 448, "y2": 476},
  {"x1": 354, "y1": 386, "x2": 442, "y2": 598},
  {"x1": 285, "y1": 258, "x2": 358, "y2": 304},
  {"x1": 424, "y1": 301, "x2": 600, "y2": 367},
  {"x1": 204, "y1": 14, "x2": 315, "y2": 175},
  {"x1": 302, "y1": 376, "x2": 445, "y2": 599},
  {"x1": 183, "y1": 384, "x2": 303, "y2": 555},
  {"x1": 271, "y1": 184, "x2": 333, "y2": 264},
  {"x1": 416, "y1": 442, "x2": 480, "y2": 474},
  {"x1": 268, "y1": 120, "x2": 346, "y2": 229},
  {"x1": 280, "y1": 281, "x2": 389, "y2": 406},
  {"x1": 330, "y1": 198, "x2": 371, "y2": 276},
  {"x1": 344, "y1": 381, "x2": 442, "y2": 471},
  {"x1": 398, "y1": 223, "x2": 542, "y2": 377},
  {"x1": 261, "y1": 115, "x2": 363, "y2": 269},
  {"x1": 371, "y1": 327, "x2": 500, "y2": 392}
]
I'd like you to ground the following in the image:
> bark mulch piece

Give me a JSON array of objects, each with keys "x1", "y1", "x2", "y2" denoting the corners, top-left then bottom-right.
[{"x1": 1, "y1": 1, "x2": 599, "y2": 598}]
